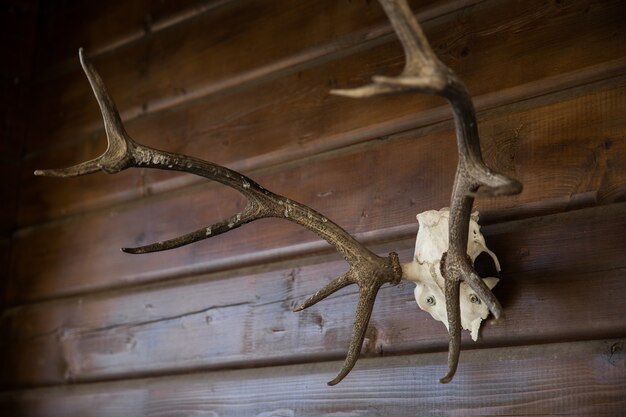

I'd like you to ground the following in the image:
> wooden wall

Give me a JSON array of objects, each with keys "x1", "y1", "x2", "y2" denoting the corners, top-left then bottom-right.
[{"x1": 2, "y1": 0, "x2": 625, "y2": 415}]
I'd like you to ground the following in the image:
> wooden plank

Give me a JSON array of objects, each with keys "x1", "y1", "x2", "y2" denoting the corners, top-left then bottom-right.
[
  {"x1": 26, "y1": 0, "x2": 447, "y2": 154},
  {"x1": 0, "y1": 162, "x2": 20, "y2": 235},
  {"x1": 9, "y1": 74, "x2": 626, "y2": 303},
  {"x1": 3, "y1": 204, "x2": 626, "y2": 386},
  {"x1": 20, "y1": 0, "x2": 626, "y2": 225},
  {"x1": 33, "y1": 0, "x2": 232, "y2": 74},
  {"x1": 1, "y1": 339, "x2": 624, "y2": 416},
  {"x1": 0, "y1": 238, "x2": 10, "y2": 309}
]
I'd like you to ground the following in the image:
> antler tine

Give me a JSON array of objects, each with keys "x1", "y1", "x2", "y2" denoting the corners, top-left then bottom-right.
[
  {"x1": 328, "y1": 283, "x2": 381, "y2": 386},
  {"x1": 293, "y1": 270, "x2": 353, "y2": 312},
  {"x1": 330, "y1": 0, "x2": 444, "y2": 99},
  {"x1": 440, "y1": 278, "x2": 461, "y2": 384},
  {"x1": 292, "y1": 269, "x2": 385, "y2": 386},
  {"x1": 332, "y1": 0, "x2": 522, "y2": 383},
  {"x1": 122, "y1": 204, "x2": 260, "y2": 254},
  {"x1": 35, "y1": 49, "x2": 135, "y2": 178},
  {"x1": 292, "y1": 260, "x2": 402, "y2": 386},
  {"x1": 36, "y1": 50, "x2": 405, "y2": 385}
]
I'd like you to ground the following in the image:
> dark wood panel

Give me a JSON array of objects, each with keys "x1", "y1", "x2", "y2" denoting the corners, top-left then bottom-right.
[
  {"x1": 0, "y1": 0, "x2": 37, "y2": 237},
  {"x1": 9, "y1": 75, "x2": 626, "y2": 303},
  {"x1": 33, "y1": 0, "x2": 233, "y2": 74},
  {"x1": 1, "y1": 339, "x2": 624, "y2": 416},
  {"x1": 0, "y1": 238, "x2": 10, "y2": 309},
  {"x1": 26, "y1": 0, "x2": 446, "y2": 154},
  {"x1": 3, "y1": 204, "x2": 626, "y2": 386},
  {"x1": 20, "y1": 0, "x2": 626, "y2": 225},
  {"x1": 0, "y1": 0, "x2": 37, "y2": 160},
  {"x1": 0, "y1": 162, "x2": 20, "y2": 235}
]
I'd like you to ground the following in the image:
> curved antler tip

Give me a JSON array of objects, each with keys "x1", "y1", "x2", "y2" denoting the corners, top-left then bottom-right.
[
  {"x1": 497, "y1": 179, "x2": 523, "y2": 196},
  {"x1": 476, "y1": 178, "x2": 523, "y2": 198},
  {"x1": 78, "y1": 47, "x2": 87, "y2": 64},
  {"x1": 439, "y1": 373, "x2": 454, "y2": 384},
  {"x1": 122, "y1": 246, "x2": 154, "y2": 255},
  {"x1": 292, "y1": 304, "x2": 304, "y2": 312},
  {"x1": 32, "y1": 161, "x2": 102, "y2": 178},
  {"x1": 330, "y1": 86, "x2": 374, "y2": 98},
  {"x1": 327, "y1": 373, "x2": 346, "y2": 386},
  {"x1": 121, "y1": 247, "x2": 141, "y2": 254},
  {"x1": 485, "y1": 294, "x2": 503, "y2": 320}
]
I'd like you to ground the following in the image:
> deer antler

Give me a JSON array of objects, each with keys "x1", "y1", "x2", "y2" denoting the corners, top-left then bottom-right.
[
  {"x1": 35, "y1": 49, "x2": 403, "y2": 386},
  {"x1": 36, "y1": 0, "x2": 522, "y2": 386},
  {"x1": 332, "y1": 0, "x2": 522, "y2": 383}
]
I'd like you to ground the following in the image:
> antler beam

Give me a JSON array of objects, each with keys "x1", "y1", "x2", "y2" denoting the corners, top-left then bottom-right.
[
  {"x1": 35, "y1": 49, "x2": 403, "y2": 386},
  {"x1": 36, "y1": 0, "x2": 522, "y2": 386},
  {"x1": 333, "y1": 0, "x2": 522, "y2": 383}
]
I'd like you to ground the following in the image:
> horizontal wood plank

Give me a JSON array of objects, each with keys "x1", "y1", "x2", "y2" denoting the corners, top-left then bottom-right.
[
  {"x1": 26, "y1": 0, "x2": 446, "y2": 154},
  {"x1": 7, "y1": 0, "x2": 626, "y2": 413},
  {"x1": 9, "y1": 75, "x2": 626, "y2": 303},
  {"x1": 1, "y1": 339, "x2": 624, "y2": 416},
  {"x1": 34, "y1": 0, "x2": 232, "y2": 74},
  {"x1": 3, "y1": 204, "x2": 626, "y2": 386},
  {"x1": 20, "y1": 0, "x2": 626, "y2": 226}
]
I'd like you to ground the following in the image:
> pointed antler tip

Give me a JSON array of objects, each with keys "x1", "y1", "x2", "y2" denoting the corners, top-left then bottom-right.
[
  {"x1": 292, "y1": 304, "x2": 304, "y2": 313},
  {"x1": 329, "y1": 87, "x2": 368, "y2": 98},
  {"x1": 330, "y1": 82, "x2": 398, "y2": 99},
  {"x1": 327, "y1": 374, "x2": 345, "y2": 386},
  {"x1": 78, "y1": 47, "x2": 86, "y2": 64},
  {"x1": 439, "y1": 374, "x2": 454, "y2": 384}
]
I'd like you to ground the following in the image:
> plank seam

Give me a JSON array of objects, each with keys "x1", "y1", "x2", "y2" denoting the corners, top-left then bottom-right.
[
  {"x1": 25, "y1": 0, "x2": 486, "y2": 159},
  {"x1": 18, "y1": 66, "x2": 626, "y2": 231},
  {"x1": 6, "y1": 201, "x2": 626, "y2": 309},
  {"x1": 2, "y1": 336, "x2": 623, "y2": 391}
]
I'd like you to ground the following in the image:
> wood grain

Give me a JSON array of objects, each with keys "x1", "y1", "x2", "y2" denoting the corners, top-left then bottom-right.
[
  {"x1": 1, "y1": 339, "x2": 624, "y2": 416},
  {"x1": 26, "y1": 0, "x2": 446, "y2": 154},
  {"x1": 10, "y1": 76, "x2": 626, "y2": 303},
  {"x1": 33, "y1": 0, "x2": 233, "y2": 74},
  {"x1": 3, "y1": 203, "x2": 626, "y2": 386},
  {"x1": 20, "y1": 0, "x2": 626, "y2": 226},
  {"x1": 5, "y1": 0, "x2": 626, "y2": 414}
]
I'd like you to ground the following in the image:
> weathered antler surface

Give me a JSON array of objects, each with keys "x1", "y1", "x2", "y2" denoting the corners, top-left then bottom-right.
[
  {"x1": 36, "y1": 0, "x2": 522, "y2": 386},
  {"x1": 35, "y1": 49, "x2": 403, "y2": 386},
  {"x1": 333, "y1": 0, "x2": 522, "y2": 383}
]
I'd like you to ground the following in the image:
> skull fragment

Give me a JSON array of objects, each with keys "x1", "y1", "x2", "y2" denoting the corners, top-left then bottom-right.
[{"x1": 402, "y1": 208, "x2": 500, "y2": 341}]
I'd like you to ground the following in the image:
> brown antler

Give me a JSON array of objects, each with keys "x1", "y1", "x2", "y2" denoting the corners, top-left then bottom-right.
[
  {"x1": 35, "y1": 49, "x2": 403, "y2": 386},
  {"x1": 333, "y1": 0, "x2": 522, "y2": 383},
  {"x1": 37, "y1": 0, "x2": 522, "y2": 386}
]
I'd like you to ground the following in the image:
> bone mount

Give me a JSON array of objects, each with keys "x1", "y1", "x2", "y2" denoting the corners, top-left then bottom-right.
[{"x1": 402, "y1": 209, "x2": 500, "y2": 341}]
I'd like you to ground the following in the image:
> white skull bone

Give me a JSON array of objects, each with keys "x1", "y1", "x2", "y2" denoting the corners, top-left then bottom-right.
[{"x1": 402, "y1": 208, "x2": 500, "y2": 341}]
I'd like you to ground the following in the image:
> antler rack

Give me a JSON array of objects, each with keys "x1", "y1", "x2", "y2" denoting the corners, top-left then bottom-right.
[
  {"x1": 36, "y1": 0, "x2": 521, "y2": 385},
  {"x1": 332, "y1": 0, "x2": 522, "y2": 382}
]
